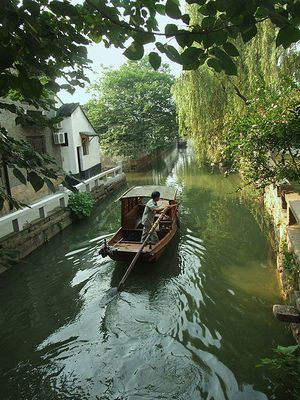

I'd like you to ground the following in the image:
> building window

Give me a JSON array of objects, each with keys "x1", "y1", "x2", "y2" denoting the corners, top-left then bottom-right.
[
  {"x1": 82, "y1": 140, "x2": 89, "y2": 155},
  {"x1": 61, "y1": 132, "x2": 69, "y2": 147},
  {"x1": 26, "y1": 110, "x2": 43, "y2": 118},
  {"x1": 27, "y1": 136, "x2": 47, "y2": 154}
]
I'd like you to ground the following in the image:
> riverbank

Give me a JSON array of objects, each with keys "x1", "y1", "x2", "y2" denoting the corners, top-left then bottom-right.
[
  {"x1": 0, "y1": 166, "x2": 126, "y2": 271},
  {"x1": 264, "y1": 184, "x2": 300, "y2": 343}
]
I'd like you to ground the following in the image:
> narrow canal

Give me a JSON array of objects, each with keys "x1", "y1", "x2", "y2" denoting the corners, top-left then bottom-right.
[{"x1": 0, "y1": 147, "x2": 292, "y2": 400}]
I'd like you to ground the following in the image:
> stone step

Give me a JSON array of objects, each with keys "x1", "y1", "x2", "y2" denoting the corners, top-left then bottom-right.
[
  {"x1": 287, "y1": 225, "x2": 300, "y2": 265},
  {"x1": 285, "y1": 192, "x2": 300, "y2": 225},
  {"x1": 273, "y1": 304, "x2": 300, "y2": 323}
]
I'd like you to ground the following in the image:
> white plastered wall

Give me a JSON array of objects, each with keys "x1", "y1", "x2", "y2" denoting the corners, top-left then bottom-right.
[{"x1": 60, "y1": 106, "x2": 100, "y2": 175}]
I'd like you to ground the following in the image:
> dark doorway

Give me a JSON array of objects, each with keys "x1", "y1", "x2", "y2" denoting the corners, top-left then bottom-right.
[{"x1": 76, "y1": 146, "x2": 83, "y2": 178}]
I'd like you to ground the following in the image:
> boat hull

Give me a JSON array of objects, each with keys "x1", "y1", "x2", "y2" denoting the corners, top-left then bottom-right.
[{"x1": 100, "y1": 223, "x2": 177, "y2": 263}]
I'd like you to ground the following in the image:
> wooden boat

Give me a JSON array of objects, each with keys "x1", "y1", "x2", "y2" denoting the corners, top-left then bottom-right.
[{"x1": 99, "y1": 185, "x2": 179, "y2": 263}]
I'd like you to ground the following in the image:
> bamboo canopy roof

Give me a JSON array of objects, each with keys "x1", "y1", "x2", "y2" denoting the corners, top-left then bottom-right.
[{"x1": 120, "y1": 185, "x2": 177, "y2": 201}]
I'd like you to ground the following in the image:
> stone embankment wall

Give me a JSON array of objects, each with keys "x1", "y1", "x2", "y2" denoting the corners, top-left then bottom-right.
[
  {"x1": 264, "y1": 184, "x2": 300, "y2": 343},
  {"x1": 0, "y1": 168, "x2": 126, "y2": 272},
  {"x1": 101, "y1": 144, "x2": 178, "y2": 172},
  {"x1": 123, "y1": 145, "x2": 178, "y2": 172}
]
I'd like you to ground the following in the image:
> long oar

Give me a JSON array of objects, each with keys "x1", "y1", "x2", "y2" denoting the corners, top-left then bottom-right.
[{"x1": 117, "y1": 206, "x2": 170, "y2": 292}]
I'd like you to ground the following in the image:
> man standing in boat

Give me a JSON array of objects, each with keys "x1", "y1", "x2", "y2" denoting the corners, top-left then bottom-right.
[{"x1": 141, "y1": 191, "x2": 176, "y2": 244}]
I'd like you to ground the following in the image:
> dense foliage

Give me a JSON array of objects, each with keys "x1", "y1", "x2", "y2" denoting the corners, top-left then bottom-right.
[
  {"x1": 257, "y1": 345, "x2": 300, "y2": 399},
  {"x1": 1, "y1": 0, "x2": 299, "y2": 105},
  {"x1": 86, "y1": 61, "x2": 178, "y2": 158},
  {"x1": 173, "y1": 2, "x2": 300, "y2": 187},
  {"x1": 226, "y1": 85, "x2": 300, "y2": 187},
  {"x1": 1, "y1": 0, "x2": 300, "y2": 207},
  {"x1": 68, "y1": 192, "x2": 94, "y2": 218}
]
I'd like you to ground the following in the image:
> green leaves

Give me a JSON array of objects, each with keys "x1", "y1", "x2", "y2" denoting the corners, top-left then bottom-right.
[
  {"x1": 45, "y1": 178, "x2": 56, "y2": 193},
  {"x1": 165, "y1": 24, "x2": 178, "y2": 37},
  {"x1": 241, "y1": 16, "x2": 258, "y2": 43},
  {"x1": 27, "y1": 171, "x2": 45, "y2": 192},
  {"x1": 13, "y1": 168, "x2": 26, "y2": 185},
  {"x1": 165, "y1": 0, "x2": 181, "y2": 19},
  {"x1": 181, "y1": 13, "x2": 190, "y2": 25},
  {"x1": 124, "y1": 42, "x2": 144, "y2": 60},
  {"x1": 242, "y1": 24, "x2": 258, "y2": 43},
  {"x1": 175, "y1": 31, "x2": 194, "y2": 48},
  {"x1": 210, "y1": 48, "x2": 238, "y2": 75},
  {"x1": 207, "y1": 57, "x2": 222, "y2": 73},
  {"x1": 155, "y1": 4, "x2": 165, "y2": 15},
  {"x1": 276, "y1": 26, "x2": 300, "y2": 48},
  {"x1": 68, "y1": 192, "x2": 94, "y2": 218},
  {"x1": 48, "y1": 0, "x2": 79, "y2": 17},
  {"x1": 223, "y1": 42, "x2": 240, "y2": 57},
  {"x1": 276, "y1": 345, "x2": 299, "y2": 355},
  {"x1": 162, "y1": 45, "x2": 181, "y2": 64},
  {"x1": 148, "y1": 52, "x2": 161, "y2": 70},
  {"x1": 180, "y1": 47, "x2": 203, "y2": 65}
]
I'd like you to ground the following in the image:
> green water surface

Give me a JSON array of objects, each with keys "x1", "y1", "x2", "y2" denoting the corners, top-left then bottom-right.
[{"x1": 0, "y1": 147, "x2": 292, "y2": 399}]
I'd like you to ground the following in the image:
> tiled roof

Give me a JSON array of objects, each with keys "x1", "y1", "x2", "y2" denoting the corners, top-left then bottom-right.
[{"x1": 57, "y1": 103, "x2": 79, "y2": 117}]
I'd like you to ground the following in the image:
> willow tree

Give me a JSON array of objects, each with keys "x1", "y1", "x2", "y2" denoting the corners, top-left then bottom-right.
[{"x1": 173, "y1": 0, "x2": 281, "y2": 163}]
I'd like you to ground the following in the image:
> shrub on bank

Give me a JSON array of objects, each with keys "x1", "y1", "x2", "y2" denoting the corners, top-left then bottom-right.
[
  {"x1": 68, "y1": 192, "x2": 94, "y2": 219},
  {"x1": 257, "y1": 345, "x2": 300, "y2": 399}
]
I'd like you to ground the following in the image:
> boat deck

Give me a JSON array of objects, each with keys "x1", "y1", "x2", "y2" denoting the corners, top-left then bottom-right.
[{"x1": 112, "y1": 241, "x2": 153, "y2": 253}]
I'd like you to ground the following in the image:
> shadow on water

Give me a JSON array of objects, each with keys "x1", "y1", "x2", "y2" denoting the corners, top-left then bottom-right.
[{"x1": 0, "y1": 146, "x2": 294, "y2": 400}]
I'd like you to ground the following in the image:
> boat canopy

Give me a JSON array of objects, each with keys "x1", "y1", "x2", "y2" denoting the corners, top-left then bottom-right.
[{"x1": 120, "y1": 185, "x2": 177, "y2": 201}]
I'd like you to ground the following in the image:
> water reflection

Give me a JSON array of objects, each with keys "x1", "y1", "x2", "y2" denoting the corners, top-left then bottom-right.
[
  {"x1": 110, "y1": 233, "x2": 181, "y2": 291},
  {"x1": 0, "y1": 146, "x2": 292, "y2": 400}
]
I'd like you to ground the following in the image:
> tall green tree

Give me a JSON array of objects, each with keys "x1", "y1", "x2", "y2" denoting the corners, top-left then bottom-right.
[{"x1": 86, "y1": 61, "x2": 178, "y2": 158}]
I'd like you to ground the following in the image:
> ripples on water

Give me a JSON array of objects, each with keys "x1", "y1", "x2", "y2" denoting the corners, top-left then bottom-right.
[{"x1": 0, "y1": 147, "x2": 292, "y2": 399}]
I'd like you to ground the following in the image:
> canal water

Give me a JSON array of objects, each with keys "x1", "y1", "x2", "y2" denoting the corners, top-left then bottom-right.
[{"x1": 0, "y1": 147, "x2": 292, "y2": 400}]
